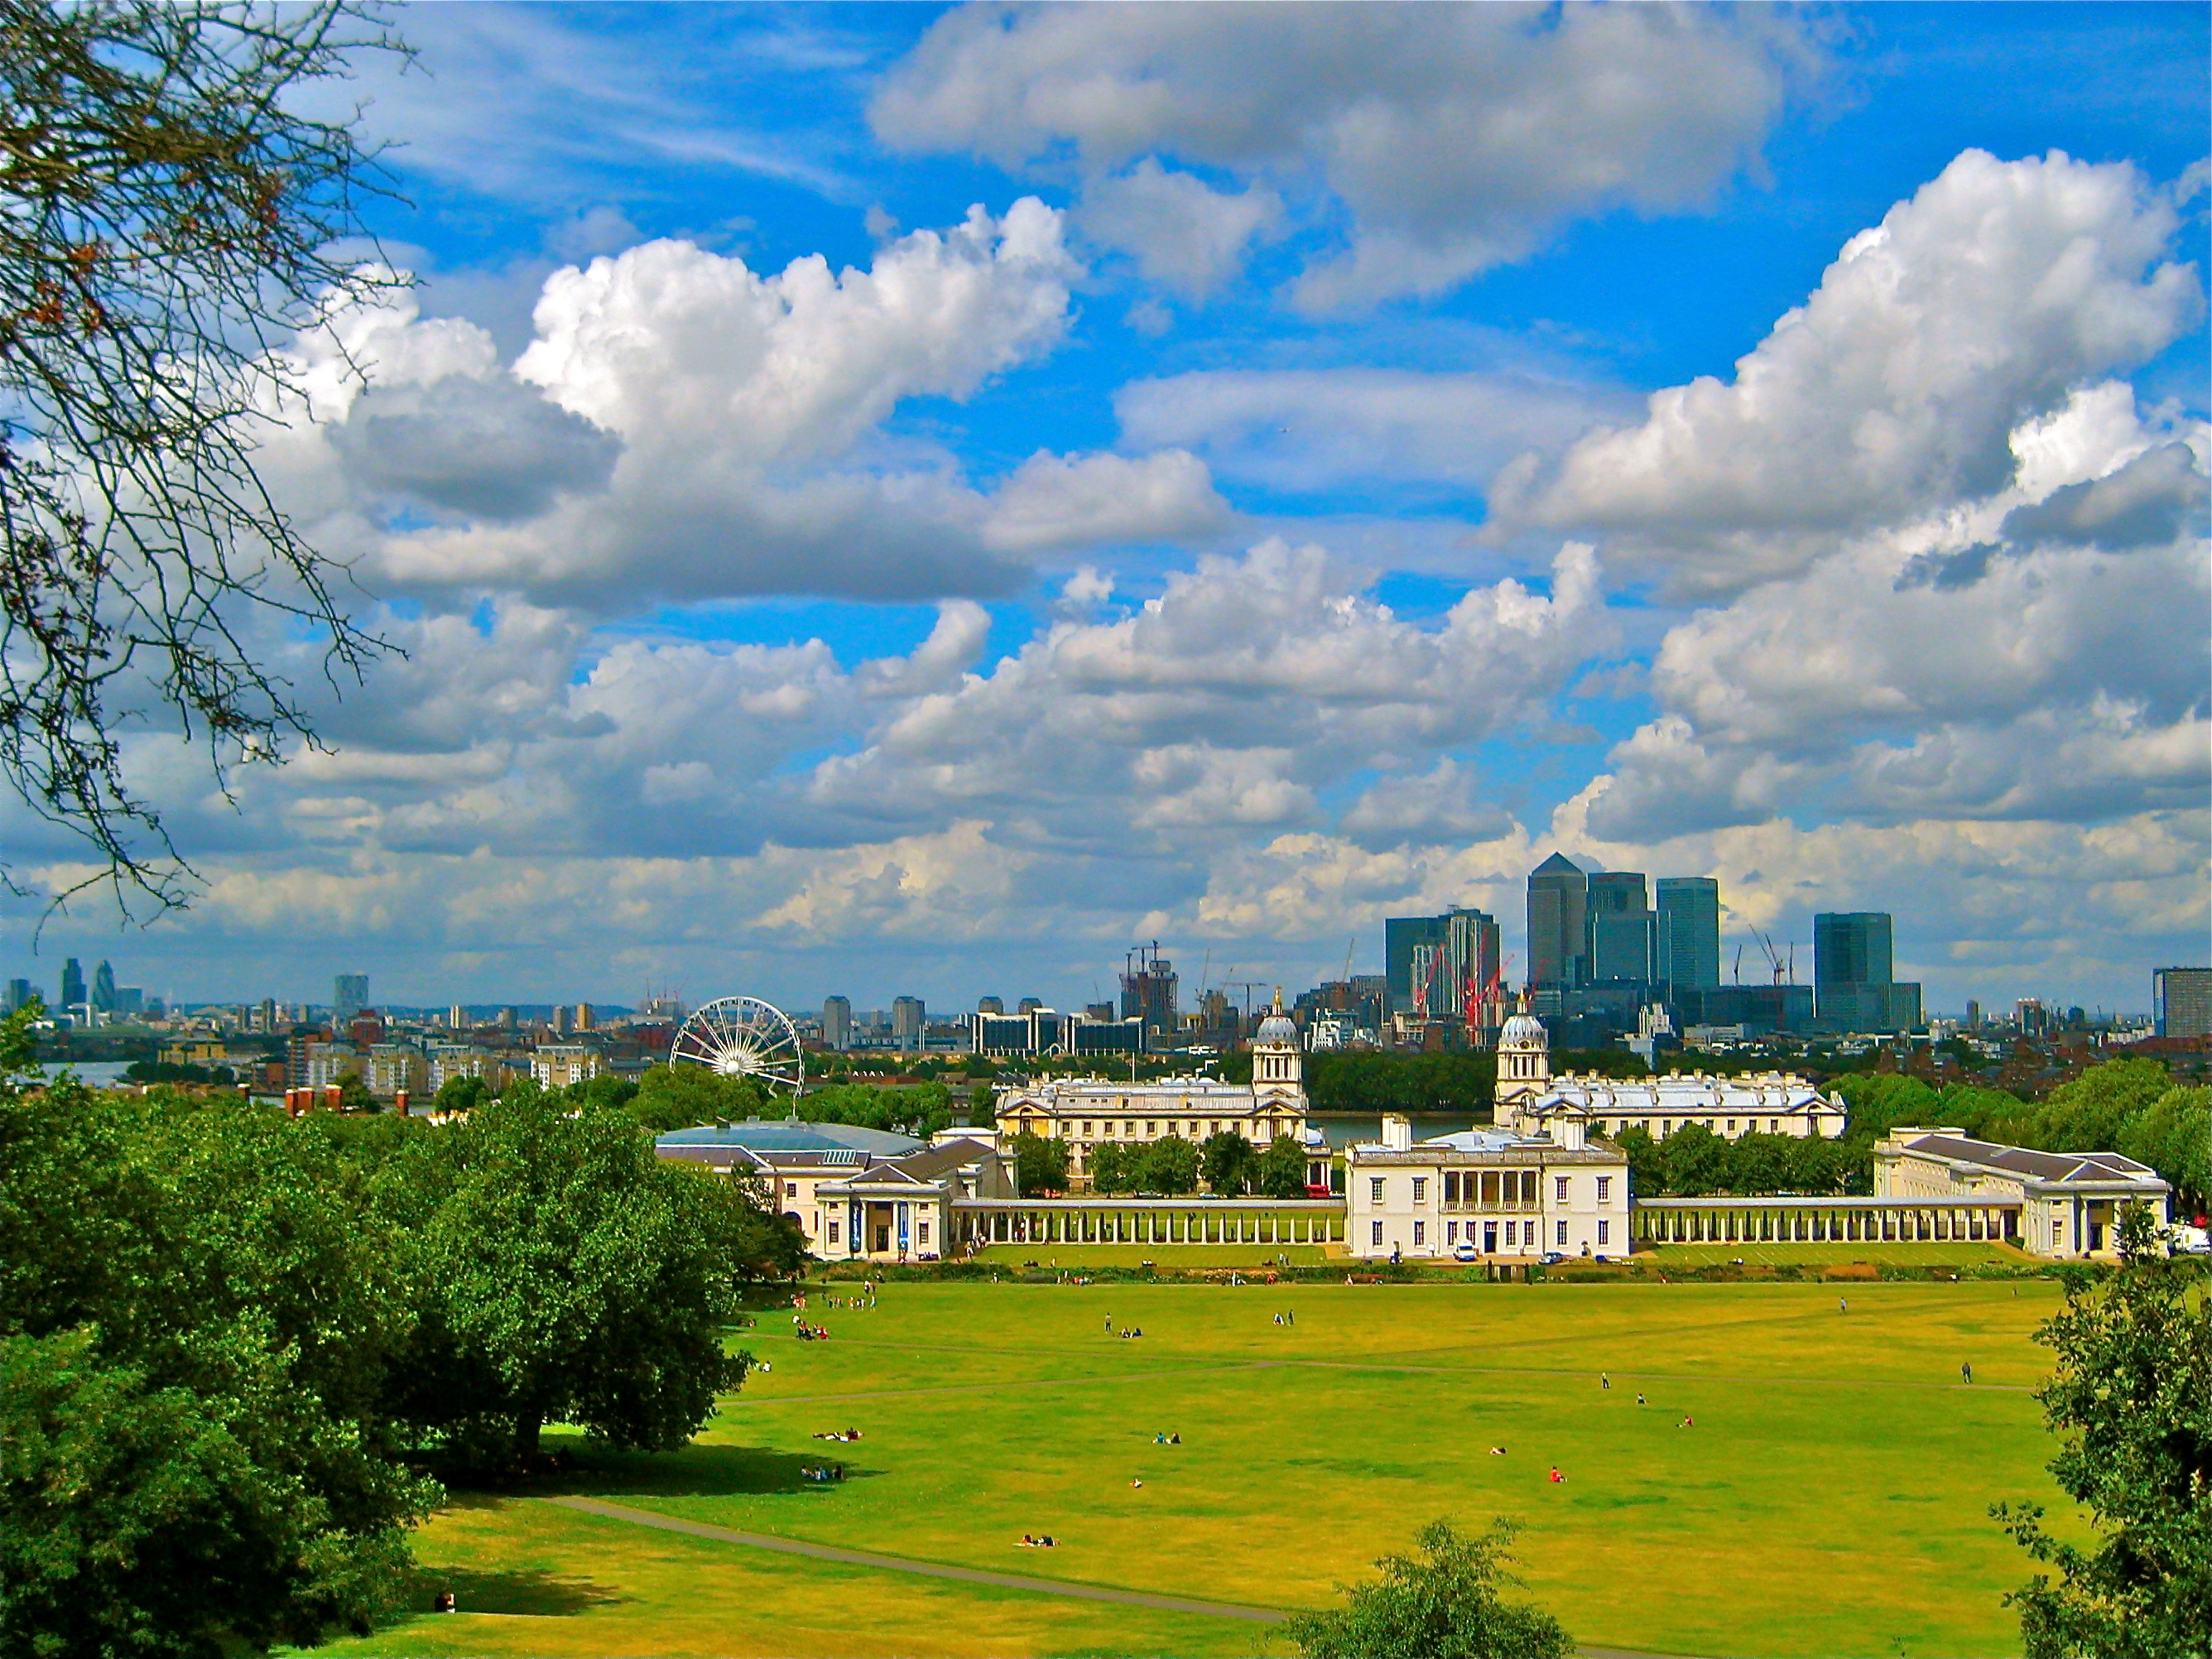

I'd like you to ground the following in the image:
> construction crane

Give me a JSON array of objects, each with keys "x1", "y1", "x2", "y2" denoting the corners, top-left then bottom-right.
[
  {"x1": 1464, "y1": 950, "x2": 1512, "y2": 1050},
  {"x1": 1753, "y1": 928, "x2": 1787, "y2": 986}
]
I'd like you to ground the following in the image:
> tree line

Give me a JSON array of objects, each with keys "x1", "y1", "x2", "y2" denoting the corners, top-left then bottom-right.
[
  {"x1": 1618, "y1": 1058, "x2": 2208, "y2": 1209},
  {"x1": 0, "y1": 1011, "x2": 802, "y2": 1657}
]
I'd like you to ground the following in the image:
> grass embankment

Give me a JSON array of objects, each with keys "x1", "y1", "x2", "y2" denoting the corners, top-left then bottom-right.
[{"x1": 323, "y1": 1278, "x2": 2067, "y2": 1659}]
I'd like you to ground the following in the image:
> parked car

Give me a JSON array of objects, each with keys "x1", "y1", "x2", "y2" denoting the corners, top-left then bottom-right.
[
  {"x1": 1453, "y1": 1243, "x2": 1479, "y2": 1262},
  {"x1": 1539, "y1": 1252, "x2": 1566, "y2": 1265}
]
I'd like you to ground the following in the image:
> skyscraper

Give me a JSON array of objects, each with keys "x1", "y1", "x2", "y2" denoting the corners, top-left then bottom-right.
[
  {"x1": 1584, "y1": 872, "x2": 1654, "y2": 983},
  {"x1": 1655, "y1": 878, "x2": 1722, "y2": 991},
  {"x1": 822, "y1": 995, "x2": 852, "y2": 1051},
  {"x1": 2154, "y1": 968, "x2": 2212, "y2": 1039},
  {"x1": 891, "y1": 995, "x2": 926, "y2": 1046},
  {"x1": 1526, "y1": 854, "x2": 1589, "y2": 988},
  {"x1": 91, "y1": 960, "x2": 116, "y2": 1012},
  {"x1": 1814, "y1": 912, "x2": 1921, "y2": 1031},
  {"x1": 4, "y1": 979, "x2": 30, "y2": 1013},
  {"x1": 334, "y1": 973, "x2": 368, "y2": 1026},
  {"x1": 1386, "y1": 914, "x2": 1449, "y2": 1008},
  {"x1": 60, "y1": 959, "x2": 84, "y2": 1010},
  {"x1": 1387, "y1": 906, "x2": 1499, "y2": 1022}
]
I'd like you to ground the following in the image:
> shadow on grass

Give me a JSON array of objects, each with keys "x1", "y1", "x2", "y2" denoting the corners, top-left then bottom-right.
[
  {"x1": 436, "y1": 1438, "x2": 884, "y2": 1501},
  {"x1": 392, "y1": 1565, "x2": 618, "y2": 1620}
]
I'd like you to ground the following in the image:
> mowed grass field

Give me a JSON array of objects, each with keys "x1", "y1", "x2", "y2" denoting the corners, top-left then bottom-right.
[{"x1": 321, "y1": 1278, "x2": 2071, "y2": 1659}]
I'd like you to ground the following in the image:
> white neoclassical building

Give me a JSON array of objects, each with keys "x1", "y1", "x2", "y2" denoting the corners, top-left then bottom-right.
[
  {"x1": 1344, "y1": 1113, "x2": 1631, "y2": 1262},
  {"x1": 1874, "y1": 1129, "x2": 2171, "y2": 1257},
  {"x1": 1494, "y1": 1005, "x2": 1846, "y2": 1142},
  {"x1": 993, "y1": 995, "x2": 1328, "y2": 1189}
]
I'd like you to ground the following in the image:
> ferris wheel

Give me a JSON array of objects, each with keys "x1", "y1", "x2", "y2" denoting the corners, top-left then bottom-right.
[{"x1": 669, "y1": 996, "x2": 805, "y2": 1096}]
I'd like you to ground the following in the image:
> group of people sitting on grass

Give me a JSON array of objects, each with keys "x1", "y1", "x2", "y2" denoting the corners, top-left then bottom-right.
[
  {"x1": 801, "y1": 1462, "x2": 846, "y2": 1483},
  {"x1": 1017, "y1": 1533, "x2": 1060, "y2": 1548},
  {"x1": 1272, "y1": 1310, "x2": 1296, "y2": 1325},
  {"x1": 1152, "y1": 1431, "x2": 1181, "y2": 1444},
  {"x1": 812, "y1": 1427, "x2": 863, "y2": 1442},
  {"x1": 794, "y1": 1322, "x2": 832, "y2": 1341}
]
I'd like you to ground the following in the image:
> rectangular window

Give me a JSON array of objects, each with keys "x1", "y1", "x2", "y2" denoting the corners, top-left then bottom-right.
[
  {"x1": 1557, "y1": 1219, "x2": 1568, "y2": 1247},
  {"x1": 1411, "y1": 1177, "x2": 1427, "y2": 1202},
  {"x1": 828, "y1": 1221, "x2": 839, "y2": 1243},
  {"x1": 1447, "y1": 1220, "x2": 1459, "y2": 1243},
  {"x1": 1444, "y1": 1171, "x2": 1460, "y2": 1202},
  {"x1": 1726, "y1": 1119, "x2": 1737, "y2": 1134},
  {"x1": 1556, "y1": 1176, "x2": 1570, "y2": 1203},
  {"x1": 1505, "y1": 1220, "x2": 1517, "y2": 1245},
  {"x1": 1661, "y1": 1120, "x2": 1671, "y2": 1134},
  {"x1": 1597, "y1": 1176, "x2": 1612, "y2": 1202},
  {"x1": 1413, "y1": 1220, "x2": 1426, "y2": 1246},
  {"x1": 1770, "y1": 1118, "x2": 1780, "y2": 1133},
  {"x1": 1597, "y1": 1219, "x2": 1609, "y2": 1246},
  {"x1": 786, "y1": 1181, "x2": 798, "y2": 1197},
  {"x1": 1124, "y1": 1121, "x2": 1135, "y2": 1136},
  {"x1": 918, "y1": 1221, "x2": 930, "y2": 1244},
  {"x1": 1480, "y1": 1171, "x2": 1498, "y2": 1205},
  {"x1": 1522, "y1": 1171, "x2": 1538, "y2": 1203},
  {"x1": 1369, "y1": 1176, "x2": 1384, "y2": 1201},
  {"x1": 1372, "y1": 1220, "x2": 1384, "y2": 1246},
  {"x1": 1149, "y1": 1121, "x2": 1160, "y2": 1137},
  {"x1": 1083, "y1": 1121, "x2": 1092, "y2": 1136}
]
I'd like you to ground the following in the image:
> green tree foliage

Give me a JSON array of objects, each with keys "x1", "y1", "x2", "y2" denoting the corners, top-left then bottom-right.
[
  {"x1": 1202, "y1": 1130, "x2": 1262, "y2": 1195},
  {"x1": 1991, "y1": 1208, "x2": 2211, "y2": 1657},
  {"x1": 804, "y1": 1079, "x2": 953, "y2": 1137},
  {"x1": 624, "y1": 1062, "x2": 765, "y2": 1132},
  {"x1": 431, "y1": 1073, "x2": 490, "y2": 1115},
  {"x1": 2119, "y1": 1088, "x2": 2210, "y2": 1217},
  {"x1": 1258, "y1": 1129, "x2": 1313, "y2": 1198},
  {"x1": 1010, "y1": 1129, "x2": 1070, "y2": 1196},
  {"x1": 1137, "y1": 1132, "x2": 1201, "y2": 1195},
  {"x1": 0, "y1": 1024, "x2": 437, "y2": 1654},
  {"x1": 1087, "y1": 1140, "x2": 1131, "y2": 1195},
  {"x1": 376, "y1": 1091, "x2": 796, "y2": 1464},
  {"x1": 334, "y1": 1071, "x2": 377, "y2": 1113},
  {"x1": 1305, "y1": 1053, "x2": 1495, "y2": 1113},
  {"x1": 1827, "y1": 1062, "x2": 2210, "y2": 1217},
  {"x1": 968, "y1": 1081, "x2": 996, "y2": 1126},
  {"x1": 1284, "y1": 1517, "x2": 1572, "y2": 1659},
  {"x1": 1659, "y1": 1123, "x2": 1734, "y2": 1197}
]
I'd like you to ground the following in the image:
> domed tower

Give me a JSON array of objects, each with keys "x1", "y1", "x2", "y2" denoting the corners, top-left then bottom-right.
[
  {"x1": 1493, "y1": 998, "x2": 1552, "y2": 1132},
  {"x1": 1250, "y1": 989, "x2": 1306, "y2": 1105}
]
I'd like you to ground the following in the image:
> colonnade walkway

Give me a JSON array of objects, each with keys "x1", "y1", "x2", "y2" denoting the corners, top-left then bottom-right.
[
  {"x1": 953, "y1": 1197, "x2": 1344, "y2": 1248},
  {"x1": 1635, "y1": 1195, "x2": 2022, "y2": 1248}
]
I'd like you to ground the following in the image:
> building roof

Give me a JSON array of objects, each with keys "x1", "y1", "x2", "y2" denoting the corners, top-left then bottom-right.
[
  {"x1": 655, "y1": 1118, "x2": 923, "y2": 1156},
  {"x1": 1533, "y1": 1074, "x2": 1835, "y2": 1114},
  {"x1": 819, "y1": 1137, "x2": 998, "y2": 1193},
  {"x1": 1900, "y1": 1133, "x2": 2166, "y2": 1189}
]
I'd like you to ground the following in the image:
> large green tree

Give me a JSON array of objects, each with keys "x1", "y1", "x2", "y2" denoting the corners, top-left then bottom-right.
[
  {"x1": 0, "y1": 1033, "x2": 435, "y2": 1655},
  {"x1": 1135, "y1": 1132, "x2": 1201, "y2": 1195},
  {"x1": 1992, "y1": 1207, "x2": 2211, "y2": 1657},
  {"x1": 378, "y1": 1090, "x2": 797, "y2": 1464},
  {"x1": 1202, "y1": 1129, "x2": 1261, "y2": 1195},
  {"x1": 1284, "y1": 1517, "x2": 1572, "y2": 1659},
  {"x1": 1010, "y1": 1128, "x2": 1070, "y2": 1195},
  {"x1": 1258, "y1": 1129, "x2": 1313, "y2": 1198}
]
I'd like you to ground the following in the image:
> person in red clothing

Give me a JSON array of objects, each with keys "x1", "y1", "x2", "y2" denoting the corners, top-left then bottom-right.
[{"x1": 1548, "y1": 1466, "x2": 1565, "y2": 1483}]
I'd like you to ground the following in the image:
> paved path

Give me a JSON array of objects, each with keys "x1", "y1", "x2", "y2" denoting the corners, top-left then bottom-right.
[
  {"x1": 548, "y1": 1496, "x2": 1754, "y2": 1658},
  {"x1": 544, "y1": 1495, "x2": 1289, "y2": 1622}
]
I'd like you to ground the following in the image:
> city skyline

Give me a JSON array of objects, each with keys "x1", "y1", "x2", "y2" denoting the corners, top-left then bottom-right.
[{"x1": 0, "y1": 5, "x2": 2201, "y2": 1014}]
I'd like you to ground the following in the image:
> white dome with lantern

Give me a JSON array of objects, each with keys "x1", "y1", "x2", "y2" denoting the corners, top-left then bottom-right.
[
  {"x1": 1493, "y1": 994, "x2": 1553, "y2": 1132},
  {"x1": 1254, "y1": 990, "x2": 1300, "y2": 1047}
]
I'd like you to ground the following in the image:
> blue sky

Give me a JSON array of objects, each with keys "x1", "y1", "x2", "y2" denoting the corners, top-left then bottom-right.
[{"x1": 6, "y1": 2, "x2": 2205, "y2": 1018}]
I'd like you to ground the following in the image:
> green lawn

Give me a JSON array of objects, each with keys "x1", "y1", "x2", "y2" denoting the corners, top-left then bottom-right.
[
  {"x1": 962, "y1": 1242, "x2": 1334, "y2": 1267},
  {"x1": 322, "y1": 1278, "x2": 2073, "y2": 1659},
  {"x1": 1637, "y1": 1240, "x2": 2029, "y2": 1269}
]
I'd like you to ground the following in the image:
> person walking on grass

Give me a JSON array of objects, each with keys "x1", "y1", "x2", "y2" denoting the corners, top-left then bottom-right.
[{"x1": 1961, "y1": 1361, "x2": 1973, "y2": 1384}]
